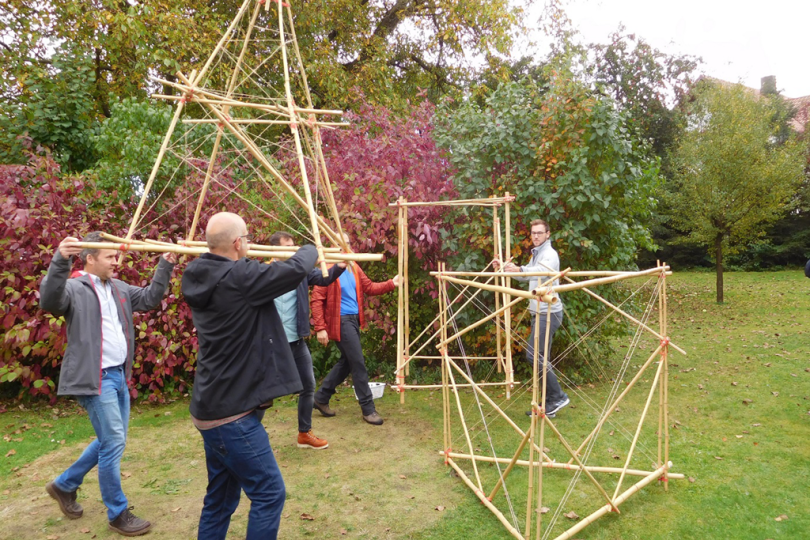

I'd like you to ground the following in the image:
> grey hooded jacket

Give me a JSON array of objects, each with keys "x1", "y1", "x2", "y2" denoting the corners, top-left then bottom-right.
[
  {"x1": 39, "y1": 250, "x2": 175, "y2": 396},
  {"x1": 513, "y1": 239, "x2": 564, "y2": 315}
]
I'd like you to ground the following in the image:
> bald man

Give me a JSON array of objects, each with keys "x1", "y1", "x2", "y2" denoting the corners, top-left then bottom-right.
[{"x1": 182, "y1": 212, "x2": 318, "y2": 540}]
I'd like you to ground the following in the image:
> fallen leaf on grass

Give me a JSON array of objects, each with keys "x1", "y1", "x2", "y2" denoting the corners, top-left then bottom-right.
[
  {"x1": 46, "y1": 535, "x2": 59, "y2": 540},
  {"x1": 300, "y1": 513, "x2": 315, "y2": 521},
  {"x1": 171, "y1": 507, "x2": 181, "y2": 513},
  {"x1": 5, "y1": 449, "x2": 15, "y2": 457},
  {"x1": 340, "y1": 529, "x2": 348, "y2": 535},
  {"x1": 121, "y1": 471, "x2": 132, "y2": 479},
  {"x1": 752, "y1": 423, "x2": 761, "y2": 427},
  {"x1": 742, "y1": 399, "x2": 753, "y2": 405},
  {"x1": 80, "y1": 528, "x2": 91, "y2": 533},
  {"x1": 735, "y1": 435, "x2": 743, "y2": 439},
  {"x1": 688, "y1": 477, "x2": 696, "y2": 483},
  {"x1": 774, "y1": 514, "x2": 788, "y2": 521},
  {"x1": 698, "y1": 384, "x2": 704, "y2": 390},
  {"x1": 399, "y1": 474, "x2": 407, "y2": 479},
  {"x1": 731, "y1": 382, "x2": 738, "y2": 386},
  {"x1": 435, "y1": 505, "x2": 445, "y2": 512},
  {"x1": 564, "y1": 511, "x2": 579, "y2": 520},
  {"x1": 714, "y1": 456, "x2": 723, "y2": 460},
  {"x1": 763, "y1": 363, "x2": 772, "y2": 367},
  {"x1": 539, "y1": 506, "x2": 550, "y2": 514},
  {"x1": 771, "y1": 392, "x2": 779, "y2": 397}
]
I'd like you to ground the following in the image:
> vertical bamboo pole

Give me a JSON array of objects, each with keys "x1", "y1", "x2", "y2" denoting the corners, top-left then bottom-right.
[
  {"x1": 494, "y1": 204, "x2": 503, "y2": 374},
  {"x1": 276, "y1": 0, "x2": 328, "y2": 276},
  {"x1": 660, "y1": 263, "x2": 669, "y2": 491},
  {"x1": 396, "y1": 200, "x2": 405, "y2": 404},
  {"x1": 524, "y1": 311, "x2": 542, "y2": 537},
  {"x1": 534, "y1": 306, "x2": 554, "y2": 539},
  {"x1": 187, "y1": 1, "x2": 263, "y2": 242},
  {"x1": 439, "y1": 263, "x2": 451, "y2": 457},
  {"x1": 657, "y1": 268, "x2": 664, "y2": 469},
  {"x1": 404, "y1": 206, "x2": 410, "y2": 378},
  {"x1": 504, "y1": 192, "x2": 513, "y2": 398}
]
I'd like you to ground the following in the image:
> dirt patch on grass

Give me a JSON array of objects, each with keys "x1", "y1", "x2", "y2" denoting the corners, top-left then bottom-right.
[{"x1": 0, "y1": 390, "x2": 462, "y2": 539}]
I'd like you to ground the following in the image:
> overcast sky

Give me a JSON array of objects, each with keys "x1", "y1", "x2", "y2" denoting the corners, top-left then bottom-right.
[{"x1": 525, "y1": 0, "x2": 810, "y2": 98}]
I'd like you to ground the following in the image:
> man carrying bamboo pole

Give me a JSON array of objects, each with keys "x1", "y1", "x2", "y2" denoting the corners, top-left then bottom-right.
[
  {"x1": 497, "y1": 219, "x2": 570, "y2": 417},
  {"x1": 182, "y1": 212, "x2": 318, "y2": 540},
  {"x1": 40, "y1": 232, "x2": 177, "y2": 536},
  {"x1": 268, "y1": 231, "x2": 346, "y2": 450},
  {"x1": 311, "y1": 235, "x2": 400, "y2": 425}
]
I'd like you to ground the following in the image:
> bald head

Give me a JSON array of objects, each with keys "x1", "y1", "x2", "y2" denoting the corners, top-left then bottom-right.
[{"x1": 206, "y1": 212, "x2": 247, "y2": 255}]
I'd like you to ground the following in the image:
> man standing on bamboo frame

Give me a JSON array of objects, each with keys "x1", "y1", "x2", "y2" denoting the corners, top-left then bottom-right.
[
  {"x1": 268, "y1": 230, "x2": 345, "y2": 450},
  {"x1": 498, "y1": 219, "x2": 570, "y2": 418},
  {"x1": 182, "y1": 212, "x2": 318, "y2": 540},
  {"x1": 311, "y1": 235, "x2": 400, "y2": 426}
]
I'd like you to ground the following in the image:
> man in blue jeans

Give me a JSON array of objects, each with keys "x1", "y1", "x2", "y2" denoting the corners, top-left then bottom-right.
[
  {"x1": 182, "y1": 212, "x2": 318, "y2": 540},
  {"x1": 40, "y1": 232, "x2": 176, "y2": 536}
]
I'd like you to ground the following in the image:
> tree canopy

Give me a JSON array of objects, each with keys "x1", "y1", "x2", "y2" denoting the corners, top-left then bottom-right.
[{"x1": 666, "y1": 81, "x2": 806, "y2": 302}]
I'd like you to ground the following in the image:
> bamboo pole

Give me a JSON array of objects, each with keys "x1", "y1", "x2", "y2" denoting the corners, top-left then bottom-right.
[
  {"x1": 532, "y1": 307, "x2": 553, "y2": 539},
  {"x1": 436, "y1": 295, "x2": 524, "y2": 350},
  {"x1": 440, "y1": 452, "x2": 684, "y2": 479},
  {"x1": 398, "y1": 381, "x2": 513, "y2": 390},
  {"x1": 551, "y1": 465, "x2": 668, "y2": 540},
  {"x1": 657, "y1": 272, "x2": 665, "y2": 471},
  {"x1": 181, "y1": 118, "x2": 348, "y2": 127},
  {"x1": 440, "y1": 264, "x2": 451, "y2": 459},
  {"x1": 446, "y1": 458, "x2": 525, "y2": 540},
  {"x1": 443, "y1": 292, "x2": 484, "y2": 491},
  {"x1": 611, "y1": 356, "x2": 665, "y2": 501},
  {"x1": 494, "y1": 206, "x2": 503, "y2": 374},
  {"x1": 429, "y1": 270, "x2": 670, "y2": 278},
  {"x1": 404, "y1": 206, "x2": 410, "y2": 379},
  {"x1": 387, "y1": 197, "x2": 514, "y2": 207},
  {"x1": 661, "y1": 265, "x2": 670, "y2": 490},
  {"x1": 276, "y1": 0, "x2": 327, "y2": 276},
  {"x1": 549, "y1": 266, "x2": 670, "y2": 293},
  {"x1": 397, "y1": 200, "x2": 405, "y2": 403},
  {"x1": 436, "y1": 275, "x2": 555, "y2": 303},
  {"x1": 180, "y1": 239, "x2": 341, "y2": 252},
  {"x1": 504, "y1": 191, "x2": 513, "y2": 398},
  {"x1": 568, "y1": 343, "x2": 664, "y2": 463},
  {"x1": 70, "y1": 242, "x2": 380, "y2": 262}
]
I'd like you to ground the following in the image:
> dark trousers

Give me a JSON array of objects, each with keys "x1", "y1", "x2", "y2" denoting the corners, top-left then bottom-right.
[
  {"x1": 314, "y1": 314, "x2": 376, "y2": 416},
  {"x1": 525, "y1": 311, "x2": 567, "y2": 407},
  {"x1": 290, "y1": 339, "x2": 316, "y2": 433},
  {"x1": 196, "y1": 410, "x2": 285, "y2": 540}
]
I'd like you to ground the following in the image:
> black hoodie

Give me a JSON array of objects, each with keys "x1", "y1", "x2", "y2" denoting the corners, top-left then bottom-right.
[{"x1": 182, "y1": 245, "x2": 318, "y2": 420}]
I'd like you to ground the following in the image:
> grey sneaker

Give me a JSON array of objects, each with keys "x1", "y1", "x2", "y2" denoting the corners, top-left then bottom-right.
[
  {"x1": 109, "y1": 507, "x2": 151, "y2": 536},
  {"x1": 362, "y1": 412, "x2": 384, "y2": 425},
  {"x1": 525, "y1": 409, "x2": 556, "y2": 418},
  {"x1": 314, "y1": 401, "x2": 336, "y2": 417},
  {"x1": 547, "y1": 396, "x2": 570, "y2": 416},
  {"x1": 46, "y1": 481, "x2": 83, "y2": 519}
]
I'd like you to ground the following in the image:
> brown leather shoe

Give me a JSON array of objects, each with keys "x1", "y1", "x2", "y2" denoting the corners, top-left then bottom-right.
[
  {"x1": 362, "y1": 412, "x2": 384, "y2": 425},
  {"x1": 313, "y1": 401, "x2": 336, "y2": 417},
  {"x1": 109, "y1": 507, "x2": 151, "y2": 536},
  {"x1": 297, "y1": 430, "x2": 329, "y2": 450},
  {"x1": 46, "y1": 481, "x2": 83, "y2": 519}
]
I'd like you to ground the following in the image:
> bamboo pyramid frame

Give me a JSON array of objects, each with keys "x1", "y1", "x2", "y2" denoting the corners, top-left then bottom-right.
[
  {"x1": 72, "y1": 0, "x2": 380, "y2": 271},
  {"x1": 393, "y1": 196, "x2": 686, "y2": 538}
]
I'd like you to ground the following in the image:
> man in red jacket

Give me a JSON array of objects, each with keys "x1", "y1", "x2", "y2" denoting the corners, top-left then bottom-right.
[{"x1": 311, "y1": 245, "x2": 399, "y2": 425}]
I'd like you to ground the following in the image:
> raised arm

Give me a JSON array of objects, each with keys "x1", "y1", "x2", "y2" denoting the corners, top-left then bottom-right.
[
  {"x1": 240, "y1": 244, "x2": 319, "y2": 307},
  {"x1": 39, "y1": 238, "x2": 82, "y2": 315}
]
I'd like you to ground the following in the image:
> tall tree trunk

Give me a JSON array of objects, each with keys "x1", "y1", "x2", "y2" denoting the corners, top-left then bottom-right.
[{"x1": 715, "y1": 233, "x2": 724, "y2": 303}]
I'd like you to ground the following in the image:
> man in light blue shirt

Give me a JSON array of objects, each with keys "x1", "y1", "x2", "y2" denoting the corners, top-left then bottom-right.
[{"x1": 500, "y1": 219, "x2": 570, "y2": 418}]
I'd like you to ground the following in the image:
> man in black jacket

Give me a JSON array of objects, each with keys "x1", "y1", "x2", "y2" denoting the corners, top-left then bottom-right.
[
  {"x1": 268, "y1": 231, "x2": 344, "y2": 450},
  {"x1": 182, "y1": 212, "x2": 318, "y2": 540}
]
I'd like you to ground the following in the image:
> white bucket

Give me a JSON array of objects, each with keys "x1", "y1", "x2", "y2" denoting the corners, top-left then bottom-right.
[{"x1": 354, "y1": 382, "x2": 386, "y2": 400}]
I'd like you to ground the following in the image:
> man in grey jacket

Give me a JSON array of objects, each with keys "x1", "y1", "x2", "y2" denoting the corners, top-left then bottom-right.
[
  {"x1": 498, "y1": 219, "x2": 570, "y2": 418},
  {"x1": 40, "y1": 232, "x2": 176, "y2": 536}
]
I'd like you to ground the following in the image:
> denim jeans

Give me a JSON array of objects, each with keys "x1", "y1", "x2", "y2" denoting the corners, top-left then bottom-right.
[
  {"x1": 314, "y1": 315, "x2": 375, "y2": 415},
  {"x1": 54, "y1": 364, "x2": 130, "y2": 521},
  {"x1": 525, "y1": 311, "x2": 568, "y2": 407},
  {"x1": 290, "y1": 339, "x2": 316, "y2": 433},
  {"x1": 197, "y1": 410, "x2": 285, "y2": 540}
]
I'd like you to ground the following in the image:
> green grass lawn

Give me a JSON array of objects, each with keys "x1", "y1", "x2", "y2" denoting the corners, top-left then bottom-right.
[{"x1": 1, "y1": 270, "x2": 807, "y2": 539}]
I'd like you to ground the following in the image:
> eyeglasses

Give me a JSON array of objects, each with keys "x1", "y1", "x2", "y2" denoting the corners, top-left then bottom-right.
[
  {"x1": 234, "y1": 233, "x2": 254, "y2": 244},
  {"x1": 531, "y1": 230, "x2": 548, "y2": 236}
]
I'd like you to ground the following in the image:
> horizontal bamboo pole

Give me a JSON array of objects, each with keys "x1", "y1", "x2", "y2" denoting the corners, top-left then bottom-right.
[
  {"x1": 410, "y1": 355, "x2": 501, "y2": 360},
  {"x1": 396, "y1": 381, "x2": 512, "y2": 390},
  {"x1": 69, "y1": 242, "x2": 381, "y2": 262},
  {"x1": 181, "y1": 118, "x2": 348, "y2": 127},
  {"x1": 435, "y1": 270, "x2": 672, "y2": 278},
  {"x1": 441, "y1": 452, "x2": 684, "y2": 479},
  {"x1": 435, "y1": 275, "x2": 554, "y2": 303},
  {"x1": 437, "y1": 295, "x2": 525, "y2": 349},
  {"x1": 445, "y1": 458, "x2": 525, "y2": 540},
  {"x1": 151, "y1": 78, "x2": 344, "y2": 116},
  {"x1": 551, "y1": 465, "x2": 668, "y2": 540},
  {"x1": 388, "y1": 197, "x2": 515, "y2": 207},
  {"x1": 550, "y1": 266, "x2": 670, "y2": 294}
]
